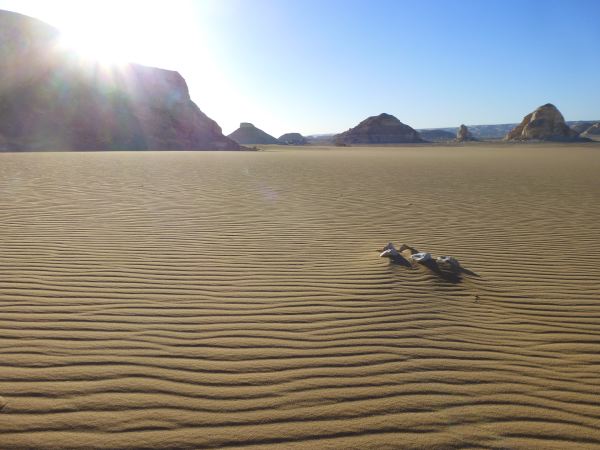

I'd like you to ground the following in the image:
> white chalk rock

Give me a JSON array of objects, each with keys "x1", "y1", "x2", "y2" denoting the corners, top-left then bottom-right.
[
  {"x1": 436, "y1": 255, "x2": 460, "y2": 268},
  {"x1": 411, "y1": 252, "x2": 432, "y2": 263},
  {"x1": 380, "y1": 242, "x2": 399, "y2": 258}
]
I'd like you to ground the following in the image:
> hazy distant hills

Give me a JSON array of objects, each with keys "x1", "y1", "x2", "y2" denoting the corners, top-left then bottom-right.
[
  {"x1": 418, "y1": 129, "x2": 456, "y2": 142},
  {"x1": 421, "y1": 120, "x2": 598, "y2": 141},
  {"x1": 306, "y1": 122, "x2": 523, "y2": 144},
  {"x1": 305, "y1": 116, "x2": 599, "y2": 144},
  {"x1": 0, "y1": 10, "x2": 240, "y2": 151}
]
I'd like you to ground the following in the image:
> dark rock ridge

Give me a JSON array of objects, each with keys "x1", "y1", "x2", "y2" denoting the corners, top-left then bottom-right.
[
  {"x1": 418, "y1": 129, "x2": 455, "y2": 142},
  {"x1": 456, "y1": 124, "x2": 476, "y2": 142},
  {"x1": 504, "y1": 104, "x2": 580, "y2": 141},
  {"x1": 335, "y1": 113, "x2": 423, "y2": 145},
  {"x1": 0, "y1": 10, "x2": 240, "y2": 151},
  {"x1": 278, "y1": 133, "x2": 307, "y2": 145},
  {"x1": 228, "y1": 123, "x2": 279, "y2": 145}
]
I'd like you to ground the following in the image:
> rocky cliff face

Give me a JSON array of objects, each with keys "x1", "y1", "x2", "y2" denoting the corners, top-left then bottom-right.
[
  {"x1": 456, "y1": 124, "x2": 476, "y2": 142},
  {"x1": 278, "y1": 133, "x2": 307, "y2": 145},
  {"x1": 335, "y1": 113, "x2": 423, "y2": 145},
  {"x1": 0, "y1": 10, "x2": 240, "y2": 151},
  {"x1": 504, "y1": 104, "x2": 579, "y2": 141},
  {"x1": 227, "y1": 123, "x2": 279, "y2": 145}
]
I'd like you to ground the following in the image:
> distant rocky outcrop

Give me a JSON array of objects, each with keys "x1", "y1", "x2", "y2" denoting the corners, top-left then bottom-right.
[
  {"x1": 456, "y1": 124, "x2": 476, "y2": 142},
  {"x1": 278, "y1": 133, "x2": 308, "y2": 145},
  {"x1": 227, "y1": 123, "x2": 279, "y2": 145},
  {"x1": 569, "y1": 121, "x2": 597, "y2": 135},
  {"x1": 504, "y1": 104, "x2": 581, "y2": 141},
  {"x1": 335, "y1": 113, "x2": 423, "y2": 145},
  {"x1": 0, "y1": 10, "x2": 240, "y2": 151},
  {"x1": 418, "y1": 129, "x2": 455, "y2": 142},
  {"x1": 581, "y1": 122, "x2": 600, "y2": 137},
  {"x1": 305, "y1": 134, "x2": 335, "y2": 145}
]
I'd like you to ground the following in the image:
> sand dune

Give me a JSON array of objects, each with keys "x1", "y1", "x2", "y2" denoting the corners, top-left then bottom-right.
[{"x1": 1, "y1": 145, "x2": 600, "y2": 448}]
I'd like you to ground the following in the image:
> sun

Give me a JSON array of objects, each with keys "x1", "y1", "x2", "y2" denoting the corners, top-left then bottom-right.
[
  {"x1": 50, "y1": 1, "x2": 199, "y2": 68},
  {"x1": 59, "y1": 29, "x2": 131, "y2": 65}
]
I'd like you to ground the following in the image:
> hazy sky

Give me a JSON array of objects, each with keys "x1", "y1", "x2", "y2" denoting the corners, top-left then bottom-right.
[{"x1": 1, "y1": 0, "x2": 599, "y2": 136}]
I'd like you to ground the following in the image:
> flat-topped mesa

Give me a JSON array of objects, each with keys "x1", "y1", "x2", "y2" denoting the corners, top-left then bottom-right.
[
  {"x1": 0, "y1": 9, "x2": 240, "y2": 151},
  {"x1": 227, "y1": 123, "x2": 279, "y2": 145},
  {"x1": 504, "y1": 103, "x2": 580, "y2": 141},
  {"x1": 335, "y1": 113, "x2": 424, "y2": 145},
  {"x1": 278, "y1": 133, "x2": 308, "y2": 145},
  {"x1": 456, "y1": 124, "x2": 476, "y2": 142}
]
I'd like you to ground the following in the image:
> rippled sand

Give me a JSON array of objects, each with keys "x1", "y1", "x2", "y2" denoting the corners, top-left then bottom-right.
[{"x1": 1, "y1": 145, "x2": 599, "y2": 449}]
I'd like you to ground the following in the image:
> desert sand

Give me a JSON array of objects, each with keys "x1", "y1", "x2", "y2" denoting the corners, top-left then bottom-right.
[{"x1": 1, "y1": 145, "x2": 599, "y2": 449}]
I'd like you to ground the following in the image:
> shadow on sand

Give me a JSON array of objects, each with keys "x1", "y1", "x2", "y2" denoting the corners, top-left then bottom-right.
[{"x1": 420, "y1": 259, "x2": 479, "y2": 284}]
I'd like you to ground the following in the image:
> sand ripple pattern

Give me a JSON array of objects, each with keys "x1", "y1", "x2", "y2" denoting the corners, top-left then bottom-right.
[{"x1": 1, "y1": 146, "x2": 600, "y2": 449}]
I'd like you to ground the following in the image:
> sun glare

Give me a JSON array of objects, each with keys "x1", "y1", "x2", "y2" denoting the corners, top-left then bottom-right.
[
  {"x1": 29, "y1": 0, "x2": 235, "y2": 133},
  {"x1": 51, "y1": 1, "x2": 200, "y2": 68},
  {"x1": 59, "y1": 30, "x2": 130, "y2": 65}
]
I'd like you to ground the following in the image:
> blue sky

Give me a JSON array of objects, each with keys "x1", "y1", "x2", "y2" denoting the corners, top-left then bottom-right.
[{"x1": 1, "y1": 0, "x2": 599, "y2": 136}]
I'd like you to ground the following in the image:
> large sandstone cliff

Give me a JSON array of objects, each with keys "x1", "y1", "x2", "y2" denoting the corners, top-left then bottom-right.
[{"x1": 0, "y1": 10, "x2": 240, "y2": 151}]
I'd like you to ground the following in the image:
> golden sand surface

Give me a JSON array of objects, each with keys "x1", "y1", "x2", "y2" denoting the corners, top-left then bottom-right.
[{"x1": 1, "y1": 145, "x2": 599, "y2": 449}]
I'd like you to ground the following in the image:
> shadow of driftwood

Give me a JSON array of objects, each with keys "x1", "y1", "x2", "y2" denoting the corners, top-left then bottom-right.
[
  {"x1": 421, "y1": 260, "x2": 462, "y2": 283},
  {"x1": 421, "y1": 259, "x2": 480, "y2": 284},
  {"x1": 388, "y1": 253, "x2": 412, "y2": 267},
  {"x1": 460, "y1": 267, "x2": 479, "y2": 277}
]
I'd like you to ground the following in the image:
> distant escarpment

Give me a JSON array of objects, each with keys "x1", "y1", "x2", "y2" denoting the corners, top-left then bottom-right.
[
  {"x1": 569, "y1": 121, "x2": 598, "y2": 135},
  {"x1": 581, "y1": 122, "x2": 600, "y2": 137},
  {"x1": 278, "y1": 133, "x2": 307, "y2": 145},
  {"x1": 228, "y1": 123, "x2": 279, "y2": 145},
  {"x1": 335, "y1": 113, "x2": 423, "y2": 145},
  {"x1": 504, "y1": 104, "x2": 584, "y2": 141},
  {"x1": 0, "y1": 10, "x2": 240, "y2": 151},
  {"x1": 456, "y1": 124, "x2": 476, "y2": 142},
  {"x1": 418, "y1": 129, "x2": 455, "y2": 142}
]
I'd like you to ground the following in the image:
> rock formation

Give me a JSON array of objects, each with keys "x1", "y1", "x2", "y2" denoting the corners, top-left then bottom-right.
[
  {"x1": 0, "y1": 10, "x2": 240, "y2": 151},
  {"x1": 456, "y1": 124, "x2": 476, "y2": 142},
  {"x1": 227, "y1": 123, "x2": 279, "y2": 145},
  {"x1": 278, "y1": 133, "x2": 308, "y2": 145},
  {"x1": 504, "y1": 104, "x2": 580, "y2": 141},
  {"x1": 335, "y1": 113, "x2": 423, "y2": 145}
]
